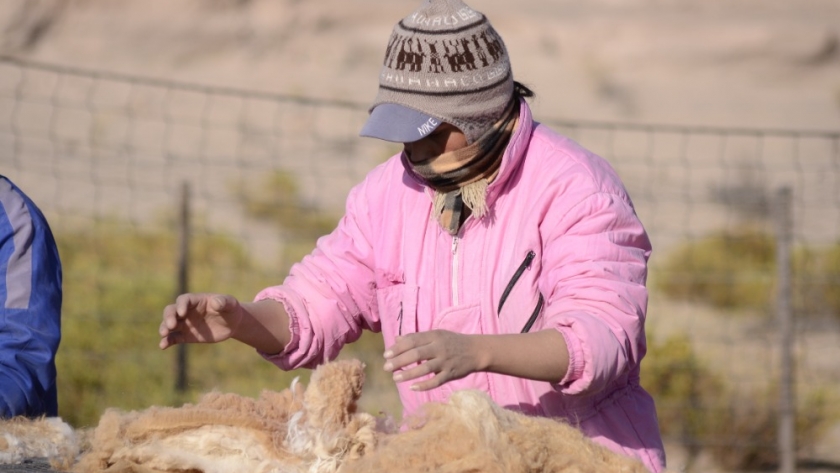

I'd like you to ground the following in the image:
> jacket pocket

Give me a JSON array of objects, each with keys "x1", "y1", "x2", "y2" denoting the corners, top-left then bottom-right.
[
  {"x1": 375, "y1": 283, "x2": 419, "y2": 345},
  {"x1": 497, "y1": 250, "x2": 543, "y2": 333},
  {"x1": 433, "y1": 304, "x2": 492, "y2": 399},
  {"x1": 520, "y1": 294, "x2": 544, "y2": 333},
  {"x1": 376, "y1": 282, "x2": 431, "y2": 410},
  {"x1": 497, "y1": 250, "x2": 536, "y2": 316}
]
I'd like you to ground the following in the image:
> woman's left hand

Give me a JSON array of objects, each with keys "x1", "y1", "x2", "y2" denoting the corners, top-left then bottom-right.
[{"x1": 382, "y1": 330, "x2": 486, "y2": 391}]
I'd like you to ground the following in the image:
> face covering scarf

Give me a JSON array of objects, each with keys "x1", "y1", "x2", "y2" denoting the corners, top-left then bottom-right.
[{"x1": 402, "y1": 99, "x2": 520, "y2": 236}]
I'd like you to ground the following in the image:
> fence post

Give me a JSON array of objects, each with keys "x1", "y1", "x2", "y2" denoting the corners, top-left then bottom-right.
[
  {"x1": 774, "y1": 186, "x2": 795, "y2": 473},
  {"x1": 175, "y1": 181, "x2": 191, "y2": 393}
]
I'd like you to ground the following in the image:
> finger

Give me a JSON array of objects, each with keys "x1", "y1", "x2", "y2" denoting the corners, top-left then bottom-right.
[
  {"x1": 209, "y1": 294, "x2": 236, "y2": 313},
  {"x1": 392, "y1": 359, "x2": 437, "y2": 383},
  {"x1": 174, "y1": 297, "x2": 188, "y2": 317},
  {"x1": 162, "y1": 304, "x2": 180, "y2": 332},
  {"x1": 383, "y1": 335, "x2": 408, "y2": 360},
  {"x1": 384, "y1": 332, "x2": 430, "y2": 361},
  {"x1": 409, "y1": 373, "x2": 445, "y2": 392},
  {"x1": 383, "y1": 344, "x2": 430, "y2": 373},
  {"x1": 159, "y1": 319, "x2": 170, "y2": 337},
  {"x1": 174, "y1": 293, "x2": 201, "y2": 317},
  {"x1": 159, "y1": 332, "x2": 181, "y2": 350}
]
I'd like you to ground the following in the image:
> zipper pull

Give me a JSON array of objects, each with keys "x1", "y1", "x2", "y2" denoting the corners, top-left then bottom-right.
[{"x1": 523, "y1": 250, "x2": 536, "y2": 268}]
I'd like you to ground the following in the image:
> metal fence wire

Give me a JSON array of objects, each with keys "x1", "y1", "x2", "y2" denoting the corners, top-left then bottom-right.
[{"x1": 2, "y1": 56, "x2": 839, "y2": 472}]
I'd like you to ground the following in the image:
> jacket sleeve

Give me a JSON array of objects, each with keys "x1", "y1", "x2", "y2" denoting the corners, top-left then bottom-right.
[
  {"x1": 0, "y1": 181, "x2": 62, "y2": 418},
  {"x1": 255, "y1": 179, "x2": 379, "y2": 370},
  {"x1": 540, "y1": 185, "x2": 652, "y2": 397}
]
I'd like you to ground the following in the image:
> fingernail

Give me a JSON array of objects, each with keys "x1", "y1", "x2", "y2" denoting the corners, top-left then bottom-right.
[
  {"x1": 383, "y1": 362, "x2": 393, "y2": 371},
  {"x1": 383, "y1": 350, "x2": 393, "y2": 358},
  {"x1": 393, "y1": 373, "x2": 403, "y2": 381},
  {"x1": 410, "y1": 384, "x2": 419, "y2": 391}
]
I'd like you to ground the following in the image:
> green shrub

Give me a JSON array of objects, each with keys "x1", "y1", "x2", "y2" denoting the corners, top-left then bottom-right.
[
  {"x1": 55, "y1": 220, "x2": 295, "y2": 427},
  {"x1": 654, "y1": 228, "x2": 840, "y2": 320},
  {"x1": 643, "y1": 332, "x2": 727, "y2": 463},
  {"x1": 233, "y1": 170, "x2": 343, "y2": 270},
  {"x1": 705, "y1": 387, "x2": 834, "y2": 471},
  {"x1": 805, "y1": 243, "x2": 840, "y2": 321},
  {"x1": 643, "y1": 331, "x2": 837, "y2": 471},
  {"x1": 654, "y1": 228, "x2": 775, "y2": 310}
]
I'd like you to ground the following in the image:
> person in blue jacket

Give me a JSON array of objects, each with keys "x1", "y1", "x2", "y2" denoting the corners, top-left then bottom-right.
[{"x1": 0, "y1": 175, "x2": 62, "y2": 418}]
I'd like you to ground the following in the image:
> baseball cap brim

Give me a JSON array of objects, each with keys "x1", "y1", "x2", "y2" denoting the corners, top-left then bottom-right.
[{"x1": 359, "y1": 103, "x2": 442, "y2": 143}]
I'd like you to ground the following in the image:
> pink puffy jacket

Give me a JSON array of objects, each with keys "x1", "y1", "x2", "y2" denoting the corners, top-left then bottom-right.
[{"x1": 257, "y1": 100, "x2": 666, "y2": 472}]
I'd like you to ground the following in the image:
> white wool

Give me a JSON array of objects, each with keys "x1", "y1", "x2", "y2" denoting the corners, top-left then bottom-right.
[
  {"x1": 285, "y1": 411, "x2": 309, "y2": 455},
  {"x1": 284, "y1": 411, "x2": 347, "y2": 473},
  {"x1": 0, "y1": 417, "x2": 79, "y2": 465},
  {"x1": 110, "y1": 425, "x2": 290, "y2": 473},
  {"x1": 0, "y1": 433, "x2": 24, "y2": 464},
  {"x1": 448, "y1": 391, "x2": 507, "y2": 448}
]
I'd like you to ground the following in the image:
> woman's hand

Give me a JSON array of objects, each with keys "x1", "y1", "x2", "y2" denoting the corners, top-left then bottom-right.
[
  {"x1": 382, "y1": 330, "x2": 487, "y2": 391},
  {"x1": 383, "y1": 329, "x2": 570, "y2": 390},
  {"x1": 159, "y1": 293, "x2": 244, "y2": 349}
]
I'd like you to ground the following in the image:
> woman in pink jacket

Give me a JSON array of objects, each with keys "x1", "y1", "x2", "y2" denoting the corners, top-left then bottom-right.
[{"x1": 159, "y1": 0, "x2": 666, "y2": 471}]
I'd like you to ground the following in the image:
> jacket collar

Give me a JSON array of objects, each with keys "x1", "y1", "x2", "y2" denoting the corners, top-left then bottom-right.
[{"x1": 484, "y1": 98, "x2": 533, "y2": 207}]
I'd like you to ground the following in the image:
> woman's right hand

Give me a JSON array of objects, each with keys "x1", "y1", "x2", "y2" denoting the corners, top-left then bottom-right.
[{"x1": 159, "y1": 293, "x2": 244, "y2": 349}]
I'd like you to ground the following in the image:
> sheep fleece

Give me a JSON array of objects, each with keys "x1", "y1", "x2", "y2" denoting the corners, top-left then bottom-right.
[{"x1": 1, "y1": 359, "x2": 648, "y2": 473}]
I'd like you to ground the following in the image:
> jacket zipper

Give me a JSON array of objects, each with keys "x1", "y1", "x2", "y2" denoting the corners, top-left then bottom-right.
[
  {"x1": 497, "y1": 250, "x2": 536, "y2": 315},
  {"x1": 520, "y1": 294, "x2": 544, "y2": 333},
  {"x1": 451, "y1": 236, "x2": 460, "y2": 306},
  {"x1": 397, "y1": 302, "x2": 403, "y2": 336}
]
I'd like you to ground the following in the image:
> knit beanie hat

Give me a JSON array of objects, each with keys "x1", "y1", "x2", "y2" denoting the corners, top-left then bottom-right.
[{"x1": 360, "y1": 0, "x2": 514, "y2": 144}]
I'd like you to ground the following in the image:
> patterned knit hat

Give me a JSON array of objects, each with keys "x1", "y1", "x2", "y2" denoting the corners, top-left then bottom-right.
[{"x1": 360, "y1": 0, "x2": 514, "y2": 144}]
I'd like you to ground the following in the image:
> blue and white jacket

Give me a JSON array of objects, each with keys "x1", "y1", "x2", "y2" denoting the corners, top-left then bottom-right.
[{"x1": 0, "y1": 175, "x2": 62, "y2": 418}]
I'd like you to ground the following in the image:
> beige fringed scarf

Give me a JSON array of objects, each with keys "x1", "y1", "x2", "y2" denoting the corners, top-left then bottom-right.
[{"x1": 403, "y1": 100, "x2": 519, "y2": 235}]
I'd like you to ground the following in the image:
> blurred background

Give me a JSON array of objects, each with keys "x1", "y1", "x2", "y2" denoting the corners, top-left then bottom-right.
[{"x1": 1, "y1": 0, "x2": 839, "y2": 472}]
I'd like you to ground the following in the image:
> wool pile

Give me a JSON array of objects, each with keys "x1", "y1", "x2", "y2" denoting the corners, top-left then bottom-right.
[
  {"x1": 343, "y1": 388, "x2": 648, "y2": 473},
  {"x1": 0, "y1": 416, "x2": 79, "y2": 469},
  {"x1": 71, "y1": 359, "x2": 378, "y2": 473},
  {"x1": 1, "y1": 359, "x2": 648, "y2": 473}
]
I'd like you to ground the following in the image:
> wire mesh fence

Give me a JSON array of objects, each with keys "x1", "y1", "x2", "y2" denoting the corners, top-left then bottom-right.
[{"x1": 2, "y1": 56, "x2": 839, "y2": 472}]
